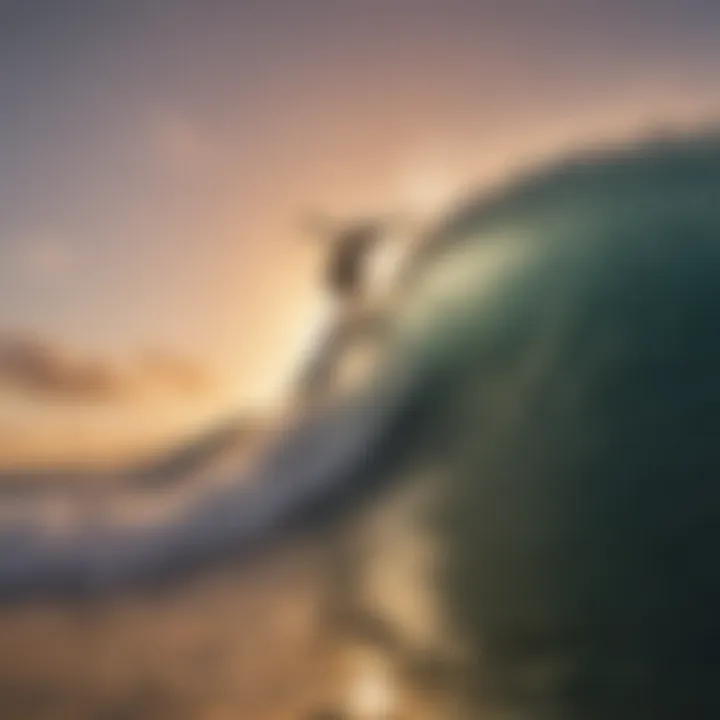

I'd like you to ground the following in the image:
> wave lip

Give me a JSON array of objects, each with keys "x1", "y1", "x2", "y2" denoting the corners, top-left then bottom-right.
[{"x1": 0, "y1": 380, "x2": 404, "y2": 596}]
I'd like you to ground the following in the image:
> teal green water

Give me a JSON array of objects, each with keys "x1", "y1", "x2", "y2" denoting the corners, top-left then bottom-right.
[{"x1": 364, "y1": 132, "x2": 720, "y2": 717}]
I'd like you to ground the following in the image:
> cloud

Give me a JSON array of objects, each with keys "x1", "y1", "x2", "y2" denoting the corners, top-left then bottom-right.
[
  {"x1": 0, "y1": 334, "x2": 213, "y2": 403},
  {"x1": 148, "y1": 110, "x2": 217, "y2": 177},
  {"x1": 17, "y1": 237, "x2": 74, "y2": 283}
]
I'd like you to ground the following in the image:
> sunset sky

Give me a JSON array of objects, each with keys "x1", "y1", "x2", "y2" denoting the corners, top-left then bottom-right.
[{"x1": 1, "y1": 0, "x2": 719, "y2": 467}]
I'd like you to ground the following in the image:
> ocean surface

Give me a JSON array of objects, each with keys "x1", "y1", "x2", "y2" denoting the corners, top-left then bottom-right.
[{"x1": 2, "y1": 132, "x2": 720, "y2": 719}]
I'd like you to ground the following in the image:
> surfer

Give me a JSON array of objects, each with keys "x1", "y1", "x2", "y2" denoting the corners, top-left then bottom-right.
[{"x1": 296, "y1": 217, "x2": 399, "y2": 402}]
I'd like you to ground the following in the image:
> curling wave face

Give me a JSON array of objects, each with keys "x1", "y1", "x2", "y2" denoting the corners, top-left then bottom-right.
[{"x1": 1, "y1": 131, "x2": 720, "y2": 628}]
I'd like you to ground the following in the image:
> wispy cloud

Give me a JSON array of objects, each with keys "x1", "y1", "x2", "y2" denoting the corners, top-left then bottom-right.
[
  {"x1": 0, "y1": 334, "x2": 212, "y2": 403},
  {"x1": 148, "y1": 109, "x2": 218, "y2": 177},
  {"x1": 10, "y1": 236, "x2": 75, "y2": 286}
]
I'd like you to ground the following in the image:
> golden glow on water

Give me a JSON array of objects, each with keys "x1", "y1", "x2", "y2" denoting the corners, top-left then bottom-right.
[{"x1": 345, "y1": 647, "x2": 398, "y2": 720}]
